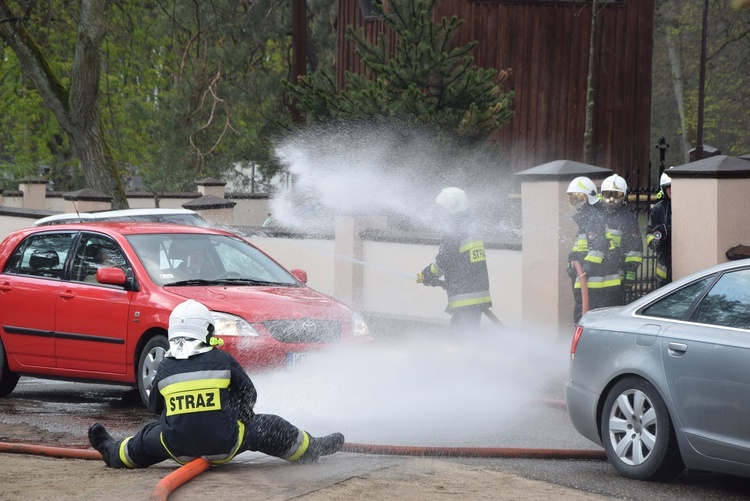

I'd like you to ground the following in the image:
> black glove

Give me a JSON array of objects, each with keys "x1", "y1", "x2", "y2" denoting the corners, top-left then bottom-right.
[
  {"x1": 567, "y1": 262, "x2": 578, "y2": 279},
  {"x1": 417, "y1": 265, "x2": 441, "y2": 287}
]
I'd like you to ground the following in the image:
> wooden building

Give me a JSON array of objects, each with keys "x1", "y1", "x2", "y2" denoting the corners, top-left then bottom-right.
[{"x1": 337, "y1": 0, "x2": 655, "y2": 186}]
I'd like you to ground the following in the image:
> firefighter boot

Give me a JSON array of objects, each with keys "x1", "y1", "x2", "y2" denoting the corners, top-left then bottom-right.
[
  {"x1": 296, "y1": 432, "x2": 345, "y2": 463},
  {"x1": 88, "y1": 422, "x2": 118, "y2": 467}
]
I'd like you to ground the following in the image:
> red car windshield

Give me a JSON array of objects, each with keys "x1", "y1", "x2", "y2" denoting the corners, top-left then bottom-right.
[{"x1": 125, "y1": 233, "x2": 299, "y2": 287}]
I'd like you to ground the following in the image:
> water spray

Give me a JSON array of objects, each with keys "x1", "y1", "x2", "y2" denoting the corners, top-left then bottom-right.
[{"x1": 329, "y1": 252, "x2": 418, "y2": 281}]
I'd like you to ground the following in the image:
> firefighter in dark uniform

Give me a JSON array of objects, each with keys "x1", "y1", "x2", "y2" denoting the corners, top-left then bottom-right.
[
  {"x1": 646, "y1": 171, "x2": 672, "y2": 289},
  {"x1": 417, "y1": 187, "x2": 492, "y2": 332},
  {"x1": 599, "y1": 174, "x2": 643, "y2": 306},
  {"x1": 88, "y1": 299, "x2": 344, "y2": 468},
  {"x1": 566, "y1": 176, "x2": 607, "y2": 323}
]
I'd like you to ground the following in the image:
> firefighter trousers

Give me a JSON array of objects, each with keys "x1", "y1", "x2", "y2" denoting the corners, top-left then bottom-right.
[{"x1": 103, "y1": 413, "x2": 304, "y2": 468}]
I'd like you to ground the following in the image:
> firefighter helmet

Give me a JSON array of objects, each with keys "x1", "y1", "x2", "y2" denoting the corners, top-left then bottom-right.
[
  {"x1": 600, "y1": 174, "x2": 627, "y2": 210},
  {"x1": 168, "y1": 299, "x2": 216, "y2": 359},
  {"x1": 660, "y1": 171, "x2": 672, "y2": 187},
  {"x1": 566, "y1": 177, "x2": 599, "y2": 207},
  {"x1": 435, "y1": 187, "x2": 468, "y2": 214}
]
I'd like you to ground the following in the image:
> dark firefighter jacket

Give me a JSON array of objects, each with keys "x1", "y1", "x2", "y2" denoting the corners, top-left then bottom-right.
[
  {"x1": 149, "y1": 347, "x2": 257, "y2": 464},
  {"x1": 427, "y1": 224, "x2": 492, "y2": 313},
  {"x1": 646, "y1": 197, "x2": 672, "y2": 281},
  {"x1": 603, "y1": 204, "x2": 644, "y2": 279},
  {"x1": 569, "y1": 202, "x2": 609, "y2": 290}
]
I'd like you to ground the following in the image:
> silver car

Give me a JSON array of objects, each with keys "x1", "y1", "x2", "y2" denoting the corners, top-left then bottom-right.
[{"x1": 565, "y1": 260, "x2": 750, "y2": 481}]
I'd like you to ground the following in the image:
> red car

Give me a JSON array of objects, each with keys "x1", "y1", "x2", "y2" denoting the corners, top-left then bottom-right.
[{"x1": 0, "y1": 223, "x2": 370, "y2": 406}]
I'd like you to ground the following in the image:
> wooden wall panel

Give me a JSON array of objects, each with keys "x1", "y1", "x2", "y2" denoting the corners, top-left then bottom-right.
[{"x1": 337, "y1": 0, "x2": 655, "y2": 186}]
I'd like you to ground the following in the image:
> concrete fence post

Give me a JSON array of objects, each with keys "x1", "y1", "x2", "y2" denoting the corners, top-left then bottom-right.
[
  {"x1": 333, "y1": 215, "x2": 389, "y2": 311},
  {"x1": 195, "y1": 178, "x2": 226, "y2": 199},
  {"x1": 669, "y1": 155, "x2": 750, "y2": 279},
  {"x1": 183, "y1": 195, "x2": 236, "y2": 226},
  {"x1": 19, "y1": 177, "x2": 49, "y2": 210},
  {"x1": 334, "y1": 216, "x2": 364, "y2": 311},
  {"x1": 516, "y1": 161, "x2": 611, "y2": 335}
]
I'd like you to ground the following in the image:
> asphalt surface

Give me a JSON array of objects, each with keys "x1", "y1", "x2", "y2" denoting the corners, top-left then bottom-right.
[{"x1": 2, "y1": 377, "x2": 750, "y2": 500}]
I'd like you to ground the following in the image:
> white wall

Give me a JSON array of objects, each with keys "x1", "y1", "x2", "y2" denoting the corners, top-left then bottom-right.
[{"x1": 247, "y1": 235, "x2": 522, "y2": 327}]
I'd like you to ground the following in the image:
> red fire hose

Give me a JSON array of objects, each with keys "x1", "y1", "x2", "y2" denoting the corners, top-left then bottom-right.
[
  {"x1": 0, "y1": 441, "x2": 100, "y2": 460},
  {"x1": 0, "y1": 441, "x2": 209, "y2": 500},
  {"x1": 149, "y1": 458, "x2": 211, "y2": 501},
  {"x1": 341, "y1": 443, "x2": 605, "y2": 460},
  {"x1": 0, "y1": 436, "x2": 606, "y2": 499},
  {"x1": 0, "y1": 400, "x2": 605, "y2": 499},
  {"x1": 571, "y1": 260, "x2": 589, "y2": 317}
]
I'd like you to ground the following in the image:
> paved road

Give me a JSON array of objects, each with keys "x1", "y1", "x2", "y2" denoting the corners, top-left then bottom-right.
[{"x1": 1, "y1": 375, "x2": 748, "y2": 500}]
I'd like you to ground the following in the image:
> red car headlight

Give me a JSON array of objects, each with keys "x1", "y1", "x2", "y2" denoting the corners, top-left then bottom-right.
[
  {"x1": 352, "y1": 312, "x2": 369, "y2": 337},
  {"x1": 211, "y1": 312, "x2": 259, "y2": 337}
]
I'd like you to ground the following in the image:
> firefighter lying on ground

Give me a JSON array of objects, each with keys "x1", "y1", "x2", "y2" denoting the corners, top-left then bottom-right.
[
  {"x1": 416, "y1": 187, "x2": 492, "y2": 332},
  {"x1": 88, "y1": 299, "x2": 344, "y2": 468}
]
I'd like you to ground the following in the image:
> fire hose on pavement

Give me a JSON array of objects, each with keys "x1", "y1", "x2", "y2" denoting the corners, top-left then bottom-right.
[
  {"x1": 0, "y1": 399, "x2": 606, "y2": 500},
  {"x1": 0, "y1": 441, "x2": 209, "y2": 501},
  {"x1": 0, "y1": 439, "x2": 605, "y2": 500}
]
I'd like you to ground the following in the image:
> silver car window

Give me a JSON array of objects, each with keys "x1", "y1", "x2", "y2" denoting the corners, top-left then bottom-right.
[
  {"x1": 693, "y1": 268, "x2": 750, "y2": 329},
  {"x1": 640, "y1": 277, "x2": 713, "y2": 320},
  {"x1": 3, "y1": 232, "x2": 75, "y2": 280},
  {"x1": 70, "y1": 234, "x2": 129, "y2": 285}
]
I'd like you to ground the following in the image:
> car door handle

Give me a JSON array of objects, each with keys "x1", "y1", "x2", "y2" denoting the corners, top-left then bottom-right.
[
  {"x1": 0, "y1": 282, "x2": 11, "y2": 292},
  {"x1": 58, "y1": 290, "x2": 76, "y2": 300},
  {"x1": 668, "y1": 342, "x2": 688, "y2": 356}
]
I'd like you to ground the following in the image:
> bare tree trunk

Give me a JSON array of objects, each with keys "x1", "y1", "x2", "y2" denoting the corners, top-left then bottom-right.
[
  {"x1": 582, "y1": 0, "x2": 599, "y2": 165},
  {"x1": 0, "y1": 0, "x2": 128, "y2": 208},
  {"x1": 662, "y1": 0, "x2": 692, "y2": 164}
]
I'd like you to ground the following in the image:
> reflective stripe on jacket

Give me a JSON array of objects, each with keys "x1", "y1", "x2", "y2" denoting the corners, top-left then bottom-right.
[
  {"x1": 433, "y1": 231, "x2": 492, "y2": 312},
  {"x1": 150, "y1": 348, "x2": 257, "y2": 464}
]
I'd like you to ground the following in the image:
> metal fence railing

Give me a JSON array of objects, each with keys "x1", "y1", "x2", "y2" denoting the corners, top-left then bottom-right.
[{"x1": 625, "y1": 185, "x2": 660, "y2": 304}]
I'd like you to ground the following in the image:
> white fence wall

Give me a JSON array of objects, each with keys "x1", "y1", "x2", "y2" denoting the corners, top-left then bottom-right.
[{"x1": 247, "y1": 235, "x2": 522, "y2": 327}]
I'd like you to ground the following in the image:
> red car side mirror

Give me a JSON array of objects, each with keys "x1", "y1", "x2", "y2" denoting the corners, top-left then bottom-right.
[
  {"x1": 290, "y1": 269, "x2": 307, "y2": 284},
  {"x1": 96, "y1": 267, "x2": 127, "y2": 285}
]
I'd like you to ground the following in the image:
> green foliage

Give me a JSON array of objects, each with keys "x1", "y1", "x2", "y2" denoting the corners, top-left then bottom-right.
[
  {"x1": 0, "y1": 0, "x2": 341, "y2": 193},
  {"x1": 98, "y1": 0, "x2": 297, "y2": 193},
  {"x1": 667, "y1": 0, "x2": 750, "y2": 156},
  {"x1": 285, "y1": 0, "x2": 514, "y2": 144}
]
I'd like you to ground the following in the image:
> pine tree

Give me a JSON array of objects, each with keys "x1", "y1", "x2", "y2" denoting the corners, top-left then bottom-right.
[{"x1": 285, "y1": 0, "x2": 514, "y2": 143}]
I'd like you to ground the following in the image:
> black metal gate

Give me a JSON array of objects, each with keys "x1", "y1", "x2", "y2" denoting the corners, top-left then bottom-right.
[{"x1": 623, "y1": 137, "x2": 670, "y2": 304}]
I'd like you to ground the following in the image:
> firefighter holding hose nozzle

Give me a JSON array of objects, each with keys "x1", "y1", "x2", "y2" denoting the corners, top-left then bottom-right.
[
  {"x1": 416, "y1": 187, "x2": 492, "y2": 333},
  {"x1": 89, "y1": 299, "x2": 344, "y2": 469}
]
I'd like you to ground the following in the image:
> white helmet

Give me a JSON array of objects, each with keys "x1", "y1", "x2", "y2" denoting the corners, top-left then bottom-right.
[
  {"x1": 566, "y1": 177, "x2": 599, "y2": 207},
  {"x1": 435, "y1": 187, "x2": 468, "y2": 215},
  {"x1": 600, "y1": 174, "x2": 627, "y2": 210},
  {"x1": 660, "y1": 171, "x2": 672, "y2": 187},
  {"x1": 168, "y1": 299, "x2": 215, "y2": 359}
]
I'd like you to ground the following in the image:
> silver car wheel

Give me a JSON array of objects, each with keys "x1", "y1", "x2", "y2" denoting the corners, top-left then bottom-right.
[
  {"x1": 137, "y1": 336, "x2": 168, "y2": 408},
  {"x1": 605, "y1": 388, "x2": 657, "y2": 466},
  {"x1": 141, "y1": 347, "x2": 165, "y2": 395},
  {"x1": 600, "y1": 377, "x2": 684, "y2": 480}
]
